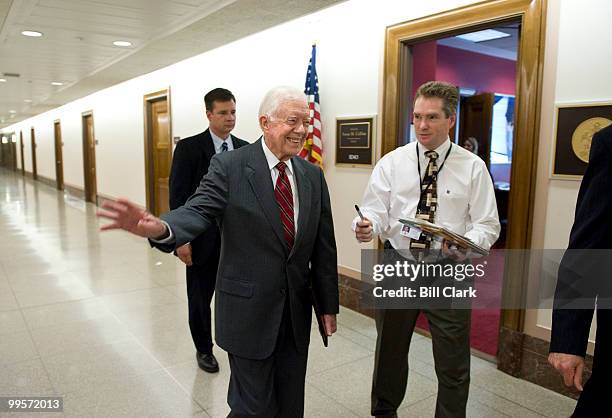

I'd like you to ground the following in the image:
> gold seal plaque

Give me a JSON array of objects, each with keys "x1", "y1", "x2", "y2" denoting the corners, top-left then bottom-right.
[{"x1": 571, "y1": 117, "x2": 612, "y2": 163}]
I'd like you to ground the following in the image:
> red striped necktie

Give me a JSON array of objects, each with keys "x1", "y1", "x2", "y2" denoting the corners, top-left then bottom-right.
[{"x1": 274, "y1": 162, "x2": 295, "y2": 250}]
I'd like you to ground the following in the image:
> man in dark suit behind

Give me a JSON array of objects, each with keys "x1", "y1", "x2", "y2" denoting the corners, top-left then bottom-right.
[
  {"x1": 549, "y1": 124, "x2": 612, "y2": 417},
  {"x1": 169, "y1": 88, "x2": 248, "y2": 373},
  {"x1": 99, "y1": 86, "x2": 339, "y2": 417}
]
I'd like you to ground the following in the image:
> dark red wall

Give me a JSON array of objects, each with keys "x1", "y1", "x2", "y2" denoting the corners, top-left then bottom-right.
[{"x1": 436, "y1": 45, "x2": 516, "y2": 95}]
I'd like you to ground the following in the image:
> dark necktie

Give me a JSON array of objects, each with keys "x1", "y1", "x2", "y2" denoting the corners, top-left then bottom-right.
[
  {"x1": 221, "y1": 142, "x2": 228, "y2": 152},
  {"x1": 410, "y1": 150, "x2": 439, "y2": 255},
  {"x1": 274, "y1": 162, "x2": 295, "y2": 250}
]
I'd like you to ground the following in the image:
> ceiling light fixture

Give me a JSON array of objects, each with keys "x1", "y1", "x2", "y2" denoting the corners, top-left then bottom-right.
[
  {"x1": 9, "y1": 110, "x2": 16, "y2": 113},
  {"x1": 24, "y1": 99, "x2": 32, "y2": 103},
  {"x1": 51, "y1": 81, "x2": 64, "y2": 86},
  {"x1": 21, "y1": 30, "x2": 43, "y2": 37},
  {"x1": 0, "y1": 78, "x2": 6, "y2": 82},
  {"x1": 456, "y1": 29, "x2": 510, "y2": 43},
  {"x1": 113, "y1": 40, "x2": 132, "y2": 47}
]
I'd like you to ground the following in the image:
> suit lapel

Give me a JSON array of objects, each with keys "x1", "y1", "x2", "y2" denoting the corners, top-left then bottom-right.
[
  {"x1": 201, "y1": 129, "x2": 216, "y2": 161},
  {"x1": 231, "y1": 135, "x2": 244, "y2": 149},
  {"x1": 289, "y1": 158, "x2": 311, "y2": 259},
  {"x1": 246, "y1": 139, "x2": 287, "y2": 253}
]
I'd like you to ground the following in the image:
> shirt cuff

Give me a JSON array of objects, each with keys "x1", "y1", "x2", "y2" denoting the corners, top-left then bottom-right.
[{"x1": 150, "y1": 220, "x2": 175, "y2": 244}]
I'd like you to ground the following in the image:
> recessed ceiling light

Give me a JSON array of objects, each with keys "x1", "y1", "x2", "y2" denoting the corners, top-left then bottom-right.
[
  {"x1": 51, "y1": 81, "x2": 64, "y2": 86},
  {"x1": 21, "y1": 30, "x2": 43, "y2": 37},
  {"x1": 0, "y1": 78, "x2": 6, "y2": 82},
  {"x1": 456, "y1": 29, "x2": 511, "y2": 43},
  {"x1": 24, "y1": 99, "x2": 32, "y2": 103},
  {"x1": 113, "y1": 40, "x2": 132, "y2": 47},
  {"x1": 9, "y1": 110, "x2": 16, "y2": 113}
]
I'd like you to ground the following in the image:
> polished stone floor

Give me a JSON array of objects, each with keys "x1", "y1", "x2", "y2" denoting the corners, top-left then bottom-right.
[{"x1": 0, "y1": 170, "x2": 576, "y2": 417}]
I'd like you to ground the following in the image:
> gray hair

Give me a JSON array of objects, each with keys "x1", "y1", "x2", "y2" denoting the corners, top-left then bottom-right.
[{"x1": 258, "y1": 86, "x2": 307, "y2": 118}]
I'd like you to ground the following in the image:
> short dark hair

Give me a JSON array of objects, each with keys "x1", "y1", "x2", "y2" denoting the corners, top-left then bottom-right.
[
  {"x1": 204, "y1": 88, "x2": 235, "y2": 112},
  {"x1": 414, "y1": 81, "x2": 459, "y2": 118}
]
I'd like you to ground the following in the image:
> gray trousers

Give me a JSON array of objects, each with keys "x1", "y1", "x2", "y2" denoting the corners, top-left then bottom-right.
[{"x1": 371, "y1": 308, "x2": 471, "y2": 418}]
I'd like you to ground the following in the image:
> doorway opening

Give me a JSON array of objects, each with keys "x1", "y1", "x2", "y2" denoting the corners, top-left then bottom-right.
[
  {"x1": 143, "y1": 88, "x2": 173, "y2": 217},
  {"x1": 30, "y1": 127, "x2": 37, "y2": 180},
  {"x1": 382, "y1": 0, "x2": 545, "y2": 369},
  {"x1": 0, "y1": 132, "x2": 17, "y2": 170},
  {"x1": 82, "y1": 111, "x2": 97, "y2": 204},
  {"x1": 20, "y1": 131, "x2": 25, "y2": 175}
]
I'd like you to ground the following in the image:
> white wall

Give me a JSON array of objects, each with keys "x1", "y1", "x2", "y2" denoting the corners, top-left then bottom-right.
[{"x1": 1, "y1": 0, "x2": 480, "y2": 272}]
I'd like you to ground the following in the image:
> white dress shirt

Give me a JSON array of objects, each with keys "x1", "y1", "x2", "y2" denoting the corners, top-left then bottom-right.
[
  {"x1": 210, "y1": 130, "x2": 234, "y2": 153},
  {"x1": 261, "y1": 138, "x2": 299, "y2": 232},
  {"x1": 355, "y1": 138, "x2": 500, "y2": 251}
]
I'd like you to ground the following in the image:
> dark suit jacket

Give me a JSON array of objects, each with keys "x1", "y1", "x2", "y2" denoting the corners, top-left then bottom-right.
[
  {"x1": 154, "y1": 139, "x2": 339, "y2": 359},
  {"x1": 168, "y1": 129, "x2": 248, "y2": 265},
  {"x1": 550, "y1": 124, "x2": 612, "y2": 356}
]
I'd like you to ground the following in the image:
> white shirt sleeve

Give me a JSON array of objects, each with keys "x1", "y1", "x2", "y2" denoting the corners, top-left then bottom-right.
[
  {"x1": 359, "y1": 156, "x2": 393, "y2": 237},
  {"x1": 463, "y1": 162, "x2": 501, "y2": 250},
  {"x1": 149, "y1": 220, "x2": 175, "y2": 244}
]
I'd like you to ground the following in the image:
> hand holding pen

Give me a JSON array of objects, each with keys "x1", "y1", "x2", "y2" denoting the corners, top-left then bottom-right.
[{"x1": 354, "y1": 205, "x2": 373, "y2": 243}]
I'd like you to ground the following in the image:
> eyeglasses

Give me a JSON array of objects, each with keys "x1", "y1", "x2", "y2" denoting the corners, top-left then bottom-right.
[{"x1": 269, "y1": 115, "x2": 310, "y2": 130}]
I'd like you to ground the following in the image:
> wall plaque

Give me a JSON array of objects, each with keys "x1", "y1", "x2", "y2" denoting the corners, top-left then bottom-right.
[
  {"x1": 552, "y1": 102, "x2": 612, "y2": 179},
  {"x1": 335, "y1": 116, "x2": 374, "y2": 166}
]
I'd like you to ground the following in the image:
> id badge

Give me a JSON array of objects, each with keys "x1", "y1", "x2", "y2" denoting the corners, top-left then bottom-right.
[{"x1": 400, "y1": 225, "x2": 422, "y2": 240}]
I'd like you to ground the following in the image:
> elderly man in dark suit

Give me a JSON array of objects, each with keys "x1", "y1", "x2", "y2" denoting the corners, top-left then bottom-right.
[
  {"x1": 169, "y1": 88, "x2": 248, "y2": 373},
  {"x1": 549, "y1": 124, "x2": 612, "y2": 417},
  {"x1": 98, "y1": 86, "x2": 339, "y2": 418}
]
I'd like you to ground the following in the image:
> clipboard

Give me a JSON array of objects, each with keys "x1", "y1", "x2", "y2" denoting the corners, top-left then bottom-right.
[{"x1": 399, "y1": 218, "x2": 489, "y2": 256}]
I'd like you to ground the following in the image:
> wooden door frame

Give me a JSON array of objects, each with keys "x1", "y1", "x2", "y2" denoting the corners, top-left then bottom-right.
[
  {"x1": 30, "y1": 127, "x2": 37, "y2": 180},
  {"x1": 54, "y1": 119, "x2": 64, "y2": 190},
  {"x1": 20, "y1": 131, "x2": 25, "y2": 175},
  {"x1": 143, "y1": 87, "x2": 172, "y2": 214},
  {"x1": 381, "y1": 0, "x2": 546, "y2": 374},
  {"x1": 81, "y1": 111, "x2": 97, "y2": 203}
]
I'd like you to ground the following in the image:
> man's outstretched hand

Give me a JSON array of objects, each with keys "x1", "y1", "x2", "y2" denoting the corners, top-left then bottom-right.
[{"x1": 97, "y1": 198, "x2": 168, "y2": 239}]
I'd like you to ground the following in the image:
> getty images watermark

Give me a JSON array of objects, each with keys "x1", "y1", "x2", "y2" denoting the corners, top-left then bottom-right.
[
  {"x1": 371, "y1": 259, "x2": 486, "y2": 299},
  {"x1": 360, "y1": 249, "x2": 612, "y2": 310}
]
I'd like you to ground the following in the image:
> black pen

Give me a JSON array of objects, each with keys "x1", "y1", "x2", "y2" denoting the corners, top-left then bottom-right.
[{"x1": 354, "y1": 204, "x2": 365, "y2": 221}]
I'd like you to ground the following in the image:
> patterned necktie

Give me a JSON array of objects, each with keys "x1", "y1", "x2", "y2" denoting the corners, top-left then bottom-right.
[
  {"x1": 221, "y1": 142, "x2": 228, "y2": 152},
  {"x1": 274, "y1": 162, "x2": 295, "y2": 250},
  {"x1": 410, "y1": 150, "x2": 439, "y2": 255}
]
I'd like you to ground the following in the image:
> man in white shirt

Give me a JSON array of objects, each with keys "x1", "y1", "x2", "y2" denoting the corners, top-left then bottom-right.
[{"x1": 354, "y1": 81, "x2": 500, "y2": 418}]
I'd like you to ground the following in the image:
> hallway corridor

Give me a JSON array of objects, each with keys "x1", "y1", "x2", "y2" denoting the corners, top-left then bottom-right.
[{"x1": 0, "y1": 170, "x2": 576, "y2": 417}]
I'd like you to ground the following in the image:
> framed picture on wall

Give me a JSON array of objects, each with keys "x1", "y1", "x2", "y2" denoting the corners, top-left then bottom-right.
[
  {"x1": 335, "y1": 116, "x2": 375, "y2": 167},
  {"x1": 551, "y1": 102, "x2": 612, "y2": 179}
]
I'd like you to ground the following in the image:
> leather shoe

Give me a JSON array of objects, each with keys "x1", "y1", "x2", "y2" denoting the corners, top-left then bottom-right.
[{"x1": 196, "y1": 352, "x2": 219, "y2": 373}]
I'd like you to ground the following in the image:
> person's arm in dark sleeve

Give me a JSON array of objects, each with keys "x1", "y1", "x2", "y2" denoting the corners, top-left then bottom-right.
[
  {"x1": 152, "y1": 154, "x2": 229, "y2": 251},
  {"x1": 551, "y1": 129, "x2": 612, "y2": 356},
  {"x1": 310, "y1": 168, "x2": 339, "y2": 315}
]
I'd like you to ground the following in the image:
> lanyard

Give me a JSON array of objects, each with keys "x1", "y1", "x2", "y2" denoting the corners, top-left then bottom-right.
[{"x1": 417, "y1": 142, "x2": 453, "y2": 194}]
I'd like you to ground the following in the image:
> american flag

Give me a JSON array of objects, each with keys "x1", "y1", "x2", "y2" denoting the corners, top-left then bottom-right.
[{"x1": 299, "y1": 44, "x2": 323, "y2": 167}]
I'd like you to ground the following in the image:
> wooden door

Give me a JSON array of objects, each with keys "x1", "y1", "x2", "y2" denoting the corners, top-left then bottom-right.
[
  {"x1": 82, "y1": 113, "x2": 97, "y2": 203},
  {"x1": 30, "y1": 128, "x2": 37, "y2": 179},
  {"x1": 20, "y1": 131, "x2": 25, "y2": 175},
  {"x1": 145, "y1": 95, "x2": 172, "y2": 216},
  {"x1": 11, "y1": 135, "x2": 17, "y2": 171},
  {"x1": 0, "y1": 135, "x2": 6, "y2": 167},
  {"x1": 459, "y1": 93, "x2": 494, "y2": 168},
  {"x1": 54, "y1": 121, "x2": 64, "y2": 190}
]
